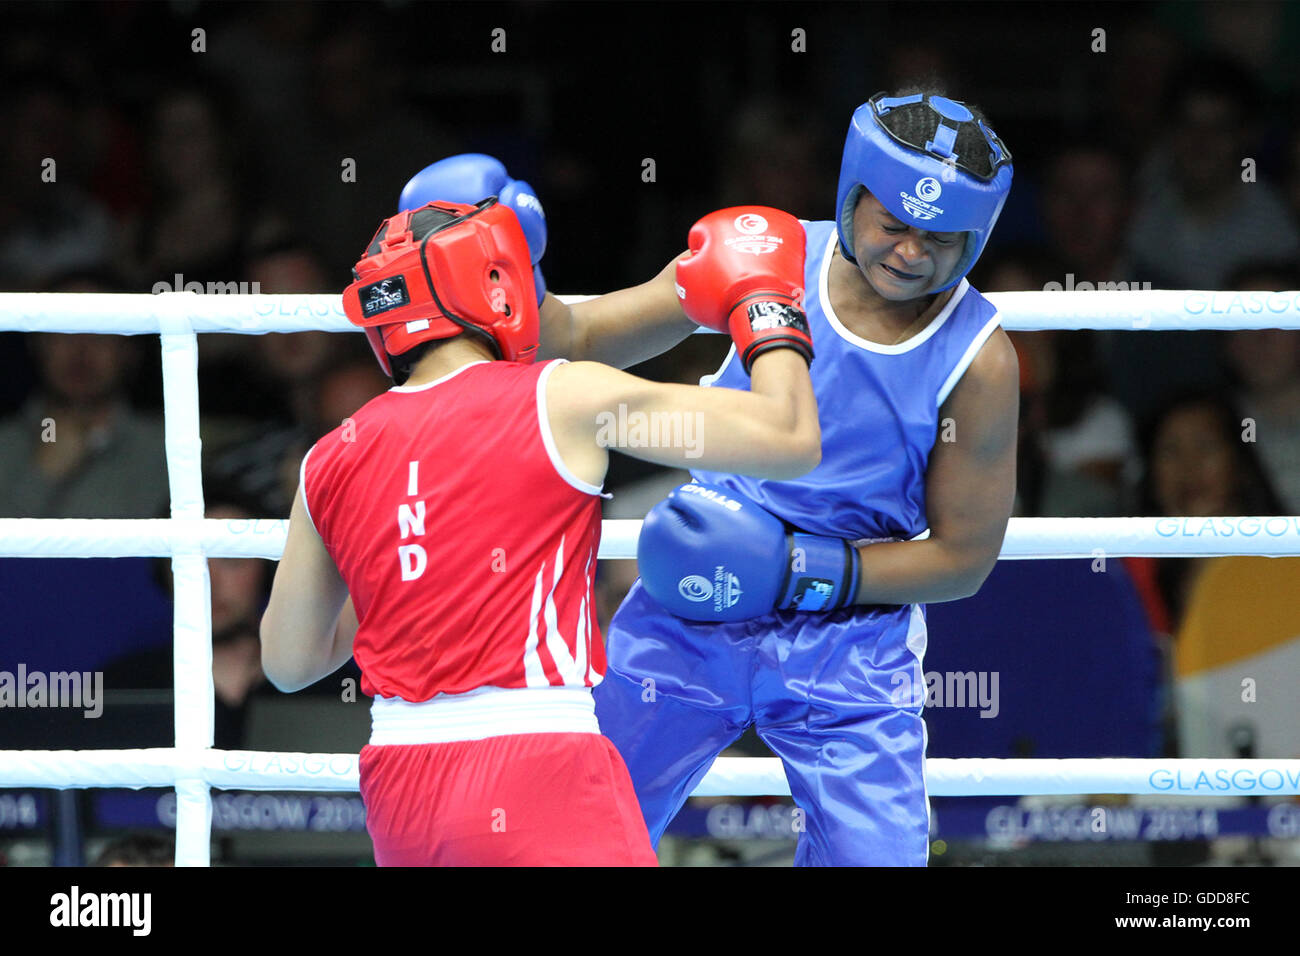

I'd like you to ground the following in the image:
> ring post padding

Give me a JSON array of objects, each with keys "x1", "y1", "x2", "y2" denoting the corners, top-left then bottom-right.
[{"x1": 159, "y1": 303, "x2": 213, "y2": 866}]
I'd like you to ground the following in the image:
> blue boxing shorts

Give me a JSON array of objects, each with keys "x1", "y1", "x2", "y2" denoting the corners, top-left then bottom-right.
[{"x1": 593, "y1": 580, "x2": 931, "y2": 866}]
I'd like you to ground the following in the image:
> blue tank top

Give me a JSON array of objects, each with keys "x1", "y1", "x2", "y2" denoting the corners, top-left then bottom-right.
[{"x1": 691, "y1": 219, "x2": 1003, "y2": 541}]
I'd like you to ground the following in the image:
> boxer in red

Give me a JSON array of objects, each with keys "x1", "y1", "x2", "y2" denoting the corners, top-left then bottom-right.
[{"x1": 259, "y1": 198, "x2": 820, "y2": 865}]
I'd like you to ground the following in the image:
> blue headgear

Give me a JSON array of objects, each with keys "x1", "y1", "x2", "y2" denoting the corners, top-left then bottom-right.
[{"x1": 836, "y1": 92, "x2": 1013, "y2": 292}]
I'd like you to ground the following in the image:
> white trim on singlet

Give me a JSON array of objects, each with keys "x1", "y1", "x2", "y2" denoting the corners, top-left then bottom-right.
[
  {"x1": 819, "y1": 229, "x2": 971, "y2": 355},
  {"x1": 369, "y1": 686, "x2": 599, "y2": 744},
  {"x1": 921, "y1": 717, "x2": 932, "y2": 865},
  {"x1": 935, "y1": 312, "x2": 1003, "y2": 409},
  {"x1": 386, "y1": 360, "x2": 491, "y2": 392},
  {"x1": 540, "y1": 533, "x2": 580, "y2": 684},
  {"x1": 905, "y1": 601, "x2": 931, "y2": 865},
  {"x1": 535, "y1": 359, "x2": 605, "y2": 496},
  {"x1": 298, "y1": 445, "x2": 318, "y2": 535}
]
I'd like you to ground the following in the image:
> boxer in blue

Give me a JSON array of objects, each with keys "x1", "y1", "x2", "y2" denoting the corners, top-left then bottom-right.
[{"x1": 398, "y1": 91, "x2": 1019, "y2": 865}]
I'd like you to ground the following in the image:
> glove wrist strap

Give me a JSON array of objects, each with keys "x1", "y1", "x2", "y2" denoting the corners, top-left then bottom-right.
[
  {"x1": 729, "y1": 300, "x2": 813, "y2": 373},
  {"x1": 777, "y1": 533, "x2": 859, "y2": 612}
]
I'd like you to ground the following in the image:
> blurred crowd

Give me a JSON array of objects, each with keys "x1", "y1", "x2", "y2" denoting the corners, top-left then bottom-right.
[{"x1": 1, "y1": 1, "x2": 1299, "y2": 832}]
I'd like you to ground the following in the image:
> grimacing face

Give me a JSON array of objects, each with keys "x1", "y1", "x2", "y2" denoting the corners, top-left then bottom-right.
[{"x1": 850, "y1": 191, "x2": 965, "y2": 299}]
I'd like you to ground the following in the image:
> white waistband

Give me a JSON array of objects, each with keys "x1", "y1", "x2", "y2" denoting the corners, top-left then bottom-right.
[{"x1": 369, "y1": 686, "x2": 599, "y2": 745}]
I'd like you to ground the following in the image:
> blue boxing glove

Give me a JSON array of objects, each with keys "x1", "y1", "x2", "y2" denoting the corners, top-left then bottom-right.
[
  {"x1": 399, "y1": 153, "x2": 548, "y2": 302},
  {"x1": 637, "y1": 483, "x2": 860, "y2": 622}
]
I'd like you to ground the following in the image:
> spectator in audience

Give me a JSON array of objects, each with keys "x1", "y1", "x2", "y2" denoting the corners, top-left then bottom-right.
[
  {"x1": 972, "y1": 245, "x2": 1062, "y2": 298},
  {"x1": 0, "y1": 272, "x2": 167, "y2": 518},
  {"x1": 1123, "y1": 390, "x2": 1285, "y2": 764},
  {"x1": 1128, "y1": 390, "x2": 1285, "y2": 637},
  {"x1": 314, "y1": 358, "x2": 390, "y2": 435},
  {"x1": 207, "y1": 353, "x2": 386, "y2": 518},
  {"x1": 201, "y1": 238, "x2": 373, "y2": 515},
  {"x1": 1027, "y1": 331, "x2": 1139, "y2": 518},
  {"x1": 1102, "y1": 17, "x2": 1182, "y2": 167},
  {"x1": 1145, "y1": 382, "x2": 1300, "y2": 789},
  {"x1": 280, "y1": 19, "x2": 456, "y2": 277},
  {"x1": 121, "y1": 80, "x2": 275, "y2": 289},
  {"x1": 1115, "y1": 57, "x2": 1298, "y2": 424},
  {"x1": 1219, "y1": 262, "x2": 1300, "y2": 512},
  {"x1": 198, "y1": 237, "x2": 342, "y2": 429},
  {"x1": 1126, "y1": 55, "x2": 1299, "y2": 290},
  {"x1": 205, "y1": 4, "x2": 319, "y2": 169},
  {"x1": 246, "y1": 240, "x2": 346, "y2": 426},
  {"x1": 103, "y1": 481, "x2": 279, "y2": 748},
  {"x1": 0, "y1": 74, "x2": 115, "y2": 289},
  {"x1": 977, "y1": 248, "x2": 1137, "y2": 517},
  {"x1": 1041, "y1": 140, "x2": 1136, "y2": 286}
]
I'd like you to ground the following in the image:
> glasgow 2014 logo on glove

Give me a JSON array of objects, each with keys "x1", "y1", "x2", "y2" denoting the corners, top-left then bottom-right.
[
  {"x1": 675, "y1": 568, "x2": 744, "y2": 612},
  {"x1": 725, "y1": 212, "x2": 783, "y2": 255},
  {"x1": 677, "y1": 576, "x2": 712, "y2": 602}
]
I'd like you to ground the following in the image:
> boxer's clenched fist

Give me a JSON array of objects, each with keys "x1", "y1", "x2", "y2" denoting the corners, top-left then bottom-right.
[
  {"x1": 637, "y1": 483, "x2": 859, "y2": 622},
  {"x1": 400, "y1": 153, "x2": 548, "y2": 302},
  {"x1": 675, "y1": 206, "x2": 813, "y2": 373}
]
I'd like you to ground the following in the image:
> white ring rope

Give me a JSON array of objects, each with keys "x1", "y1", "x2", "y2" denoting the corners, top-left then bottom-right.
[
  {"x1": 6, "y1": 289, "x2": 1300, "y2": 332},
  {"x1": 2, "y1": 515, "x2": 1299, "y2": 559},
  {"x1": 3, "y1": 290, "x2": 1299, "y2": 866},
  {"x1": 1, "y1": 751, "x2": 1298, "y2": 797}
]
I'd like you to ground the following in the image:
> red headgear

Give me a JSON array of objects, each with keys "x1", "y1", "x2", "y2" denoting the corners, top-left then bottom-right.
[{"x1": 343, "y1": 198, "x2": 539, "y2": 382}]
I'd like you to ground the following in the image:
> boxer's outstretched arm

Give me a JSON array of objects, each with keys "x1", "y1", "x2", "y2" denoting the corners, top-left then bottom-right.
[
  {"x1": 548, "y1": 348, "x2": 821, "y2": 482},
  {"x1": 538, "y1": 252, "x2": 699, "y2": 368},
  {"x1": 853, "y1": 328, "x2": 1019, "y2": 605}
]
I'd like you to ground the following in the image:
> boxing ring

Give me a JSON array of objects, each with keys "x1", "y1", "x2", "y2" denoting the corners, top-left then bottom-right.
[{"x1": 3, "y1": 288, "x2": 1300, "y2": 866}]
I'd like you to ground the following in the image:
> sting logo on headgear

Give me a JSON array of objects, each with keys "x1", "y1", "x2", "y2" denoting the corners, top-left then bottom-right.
[
  {"x1": 359, "y1": 276, "x2": 410, "y2": 318},
  {"x1": 836, "y1": 91, "x2": 1013, "y2": 293},
  {"x1": 343, "y1": 198, "x2": 539, "y2": 383}
]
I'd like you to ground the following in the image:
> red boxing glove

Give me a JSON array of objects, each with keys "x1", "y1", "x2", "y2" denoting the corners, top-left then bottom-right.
[{"x1": 675, "y1": 206, "x2": 813, "y2": 373}]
